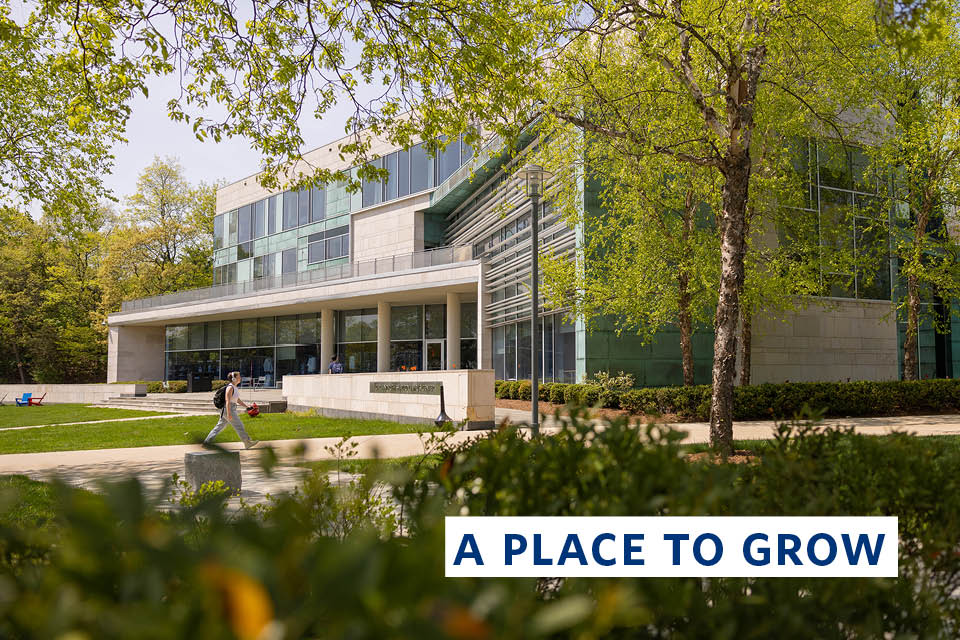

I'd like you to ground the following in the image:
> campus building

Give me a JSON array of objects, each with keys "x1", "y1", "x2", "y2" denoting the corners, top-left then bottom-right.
[{"x1": 107, "y1": 133, "x2": 960, "y2": 388}]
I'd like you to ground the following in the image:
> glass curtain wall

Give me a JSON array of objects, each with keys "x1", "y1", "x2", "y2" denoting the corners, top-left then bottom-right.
[
  {"x1": 492, "y1": 313, "x2": 575, "y2": 382},
  {"x1": 212, "y1": 135, "x2": 475, "y2": 287},
  {"x1": 336, "y1": 309, "x2": 378, "y2": 372},
  {"x1": 165, "y1": 314, "x2": 322, "y2": 386}
]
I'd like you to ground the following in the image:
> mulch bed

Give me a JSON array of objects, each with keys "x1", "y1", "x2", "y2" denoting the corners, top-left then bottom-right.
[
  {"x1": 686, "y1": 450, "x2": 758, "y2": 464},
  {"x1": 495, "y1": 398, "x2": 681, "y2": 424}
]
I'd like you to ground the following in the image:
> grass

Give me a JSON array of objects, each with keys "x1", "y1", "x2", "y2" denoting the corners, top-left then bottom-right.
[
  {"x1": 304, "y1": 454, "x2": 445, "y2": 480},
  {"x1": 0, "y1": 475, "x2": 76, "y2": 532},
  {"x1": 0, "y1": 411, "x2": 429, "y2": 455},
  {"x1": 0, "y1": 404, "x2": 169, "y2": 429}
]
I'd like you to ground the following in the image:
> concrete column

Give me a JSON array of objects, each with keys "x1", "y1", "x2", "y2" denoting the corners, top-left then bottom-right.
[
  {"x1": 320, "y1": 308, "x2": 334, "y2": 373},
  {"x1": 446, "y1": 292, "x2": 461, "y2": 370},
  {"x1": 478, "y1": 264, "x2": 492, "y2": 370},
  {"x1": 107, "y1": 324, "x2": 166, "y2": 383},
  {"x1": 377, "y1": 301, "x2": 391, "y2": 372}
]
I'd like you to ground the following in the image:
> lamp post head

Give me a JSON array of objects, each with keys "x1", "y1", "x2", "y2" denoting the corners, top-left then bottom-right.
[{"x1": 522, "y1": 164, "x2": 547, "y2": 199}]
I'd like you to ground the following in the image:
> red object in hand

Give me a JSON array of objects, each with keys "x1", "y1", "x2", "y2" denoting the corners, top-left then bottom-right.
[{"x1": 246, "y1": 403, "x2": 260, "y2": 417}]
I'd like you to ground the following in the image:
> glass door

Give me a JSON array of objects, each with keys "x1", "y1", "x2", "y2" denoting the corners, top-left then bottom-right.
[{"x1": 425, "y1": 340, "x2": 445, "y2": 371}]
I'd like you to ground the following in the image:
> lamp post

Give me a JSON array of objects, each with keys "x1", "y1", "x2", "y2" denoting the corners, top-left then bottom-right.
[{"x1": 522, "y1": 165, "x2": 546, "y2": 436}]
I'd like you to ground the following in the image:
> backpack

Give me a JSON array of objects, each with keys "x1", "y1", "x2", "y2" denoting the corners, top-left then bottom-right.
[
  {"x1": 331, "y1": 361, "x2": 344, "y2": 374},
  {"x1": 213, "y1": 384, "x2": 228, "y2": 409}
]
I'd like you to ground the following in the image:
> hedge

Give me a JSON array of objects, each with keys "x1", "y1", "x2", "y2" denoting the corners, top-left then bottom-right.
[{"x1": 495, "y1": 378, "x2": 960, "y2": 421}]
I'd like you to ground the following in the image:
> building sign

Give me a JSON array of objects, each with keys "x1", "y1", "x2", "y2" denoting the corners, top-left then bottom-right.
[{"x1": 370, "y1": 381, "x2": 443, "y2": 395}]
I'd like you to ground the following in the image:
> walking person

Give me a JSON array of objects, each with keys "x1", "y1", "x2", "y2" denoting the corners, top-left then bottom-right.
[
  {"x1": 328, "y1": 354, "x2": 344, "y2": 374},
  {"x1": 205, "y1": 371, "x2": 260, "y2": 449}
]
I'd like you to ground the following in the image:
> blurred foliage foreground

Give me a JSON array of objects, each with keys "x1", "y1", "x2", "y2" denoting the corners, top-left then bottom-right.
[{"x1": 1, "y1": 411, "x2": 960, "y2": 639}]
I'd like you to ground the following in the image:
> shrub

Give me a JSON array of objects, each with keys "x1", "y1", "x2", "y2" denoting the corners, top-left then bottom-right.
[
  {"x1": 538, "y1": 382, "x2": 553, "y2": 402},
  {"x1": 516, "y1": 380, "x2": 532, "y2": 401},
  {"x1": 495, "y1": 381, "x2": 512, "y2": 399},
  {"x1": 549, "y1": 383, "x2": 568, "y2": 404},
  {"x1": 166, "y1": 380, "x2": 188, "y2": 393},
  {"x1": 211, "y1": 379, "x2": 228, "y2": 391},
  {"x1": 4, "y1": 416, "x2": 960, "y2": 637},
  {"x1": 146, "y1": 381, "x2": 164, "y2": 394},
  {"x1": 493, "y1": 379, "x2": 504, "y2": 396}
]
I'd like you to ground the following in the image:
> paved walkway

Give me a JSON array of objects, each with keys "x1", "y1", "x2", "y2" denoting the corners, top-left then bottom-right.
[
  {"x1": 495, "y1": 408, "x2": 960, "y2": 443},
  {"x1": 3, "y1": 412, "x2": 960, "y2": 505}
]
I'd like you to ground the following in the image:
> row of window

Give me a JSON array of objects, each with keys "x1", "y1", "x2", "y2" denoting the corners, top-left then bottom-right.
[
  {"x1": 493, "y1": 314, "x2": 577, "y2": 383},
  {"x1": 166, "y1": 314, "x2": 323, "y2": 351},
  {"x1": 213, "y1": 135, "x2": 474, "y2": 252},
  {"x1": 165, "y1": 304, "x2": 479, "y2": 353}
]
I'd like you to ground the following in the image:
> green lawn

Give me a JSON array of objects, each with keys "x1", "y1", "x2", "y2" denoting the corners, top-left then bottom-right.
[
  {"x1": 0, "y1": 404, "x2": 169, "y2": 429},
  {"x1": 304, "y1": 454, "x2": 445, "y2": 480},
  {"x1": 0, "y1": 412, "x2": 428, "y2": 455}
]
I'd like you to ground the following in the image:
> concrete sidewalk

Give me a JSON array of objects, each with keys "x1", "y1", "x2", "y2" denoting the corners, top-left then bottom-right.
[
  {"x1": 2, "y1": 413, "x2": 960, "y2": 505},
  {"x1": 495, "y1": 408, "x2": 960, "y2": 443},
  {"x1": 3, "y1": 413, "x2": 960, "y2": 477}
]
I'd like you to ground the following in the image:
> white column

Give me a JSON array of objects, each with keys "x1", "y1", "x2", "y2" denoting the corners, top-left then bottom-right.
[
  {"x1": 377, "y1": 301, "x2": 391, "y2": 372},
  {"x1": 320, "y1": 308, "x2": 334, "y2": 373},
  {"x1": 446, "y1": 292, "x2": 461, "y2": 370},
  {"x1": 478, "y1": 264, "x2": 492, "y2": 370}
]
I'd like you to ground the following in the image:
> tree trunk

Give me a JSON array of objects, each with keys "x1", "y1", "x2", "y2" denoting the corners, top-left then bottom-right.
[
  {"x1": 679, "y1": 189, "x2": 696, "y2": 386},
  {"x1": 679, "y1": 276, "x2": 695, "y2": 386},
  {"x1": 709, "y1": 154, "x2": 751, "y2": 456},
  {"x1": 739, "y1": 306, "x2": 752, "y2": 386},
  {"x1": 12, "y1": 341, "x2": 26, "y2": 384},
  {"x1": 902, "y1": 272, "x2": 920, "y2": 380}
]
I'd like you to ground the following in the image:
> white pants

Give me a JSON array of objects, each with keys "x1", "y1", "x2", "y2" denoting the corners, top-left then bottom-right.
[{"x1": 205, "y1": 404, "x2": 251, "y2": 444}]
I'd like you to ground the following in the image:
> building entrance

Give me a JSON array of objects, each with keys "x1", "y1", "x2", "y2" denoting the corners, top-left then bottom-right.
[{"x1": 425, "y1": 340, "x2": 445, "y2": 371}]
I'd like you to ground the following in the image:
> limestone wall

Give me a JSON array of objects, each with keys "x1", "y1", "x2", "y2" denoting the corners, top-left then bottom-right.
[
  {"x1": 0, "y1": 384, "x2": 145, "y2": 405},
  {"x1": 750, "y1": 299, "x2": 898, "y2": 383},
  {"x1": 282, "y1": 369, "x2": 495, "y2": 429}
]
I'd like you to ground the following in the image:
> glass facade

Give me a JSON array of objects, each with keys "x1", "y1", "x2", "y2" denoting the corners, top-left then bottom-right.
[
  {"x1": 781, "y1": 139, "x2": 893, "y2": 301},
  {"x1": 492, "y1": 313, "x2": 576, "y2": 382},
  {"x1": 165, "y1": 314, "x2": 322, "y2": 387},
  {"x1": 384, "y1": 302, "x2": 477, "y2": 372},
  {"x1": 211, "y1": 135, "x2": 474, "y2": 289}
]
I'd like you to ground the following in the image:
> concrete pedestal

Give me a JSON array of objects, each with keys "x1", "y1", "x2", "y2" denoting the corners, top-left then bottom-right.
[{"x1": 184, "y1": 450, "x2": 242, "y2": 493}]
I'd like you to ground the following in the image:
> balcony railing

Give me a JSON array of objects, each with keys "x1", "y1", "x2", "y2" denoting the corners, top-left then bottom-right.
[{"x1": 119, "y1": 245, "x2": 475, "y2": 313}]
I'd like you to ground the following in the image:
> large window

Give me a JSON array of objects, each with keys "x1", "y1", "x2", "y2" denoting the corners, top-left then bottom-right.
[
  {"x1": 782, "y1": 138, "x2": 892, "y2": 301},
  {"x1": 283, "y1": 192, "x2": 298, "y2": 230},
  {"x1": 238, "y1": 205, "x2": 252, "y2": 243},
  {"x1": 254, "y1": 200, "x2": 266, "y2": 238},
  {"x1": 337, "y1": 308, "x2": 377, "y2": 373},
  {"x1": 165, "y1": 314, "x2": 323, "y2": 386},
  {"x1": 213, "y1": 214, "x2": 224, "y2": 250},
  {"x1": 362, "y1": 158, "x2": 383, "y2": 208},
  {"x1": 298, "y1": 189, "x2": 310, "y2": 226},
  {"x1": 268, "y1": 195, "x2": 278, "y2": 235},
  {"x1": 491, "y1": 313, "x2": 573, "y2": 382},
  {"x1": 311, "y1": 186, "x2": 325, "y2": 222},
  {"x1": 409, "y1": 142, "x2": 434, "y2": 193},
  {"x1": 282, "y1": 248, "x2": 297, "y2": 274},
  {"x1": 437, "y1": 136, "x2": 461, "y2": 184}
]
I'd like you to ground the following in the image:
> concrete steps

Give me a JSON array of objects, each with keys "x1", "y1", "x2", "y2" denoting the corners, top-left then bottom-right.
[
  {"x1": 93, "y1": 396, "x2": 220, "y2": 414},
  {"x1": 92, "y1": 394, "x2": 286, "y2": 415}
]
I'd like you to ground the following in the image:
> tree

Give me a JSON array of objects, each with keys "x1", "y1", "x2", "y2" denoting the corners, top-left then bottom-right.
[
  {"x1": 0, "y1": 11, "x2": 122, "y2": 209},
  {"x1": 30, "y1": 0, "x2": 570, "y2": 192},
  {"x1": 539, "y1": 0, "x2": 875, "y2": 453},
  {"x1": 540, "y1": 133, "x2": 722, "y2": 387},
  {"x1": 99, "y1": 157, "x2": 218, "y2": 313},
  {"x1": 866, "y1": 9, "x2": 960, "y2": 380}
]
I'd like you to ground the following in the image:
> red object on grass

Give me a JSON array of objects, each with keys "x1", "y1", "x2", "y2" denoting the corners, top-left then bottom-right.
[
  {"x1": 28, "y1": 393, "x2": 46, "y2": 406},
  {"x1": 246, "y1": 403, "x2": 260, "y2": 417}
]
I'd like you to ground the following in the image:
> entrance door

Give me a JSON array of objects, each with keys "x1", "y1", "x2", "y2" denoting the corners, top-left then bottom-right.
[{"x1": 425, "y1": 340, "x2": 445, "y2": 371}]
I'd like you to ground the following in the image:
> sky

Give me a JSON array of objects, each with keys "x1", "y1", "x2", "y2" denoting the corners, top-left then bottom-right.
[{"x1": 104, "y1": 72, "x2": 361, "y2": 207}]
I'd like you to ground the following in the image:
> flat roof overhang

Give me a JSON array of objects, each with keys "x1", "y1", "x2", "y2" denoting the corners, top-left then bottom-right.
[{"x1": 108, "y1": 261, "x2": 482, "y2": 327}]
